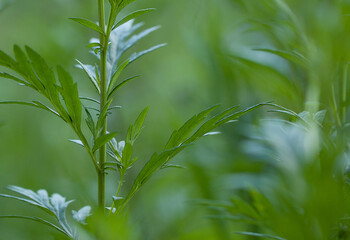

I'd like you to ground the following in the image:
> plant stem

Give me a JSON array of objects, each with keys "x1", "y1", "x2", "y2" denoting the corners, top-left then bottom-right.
[
  {"x1": 108, "y1": 172, "x2": 124, "y2": 215},
  {"x1": 98, "y1": 0, "x2": 108, "y2": 210}
]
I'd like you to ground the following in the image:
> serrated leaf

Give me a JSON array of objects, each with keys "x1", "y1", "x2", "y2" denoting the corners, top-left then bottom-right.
[
  {"x1": 93, "y1": 132, "x2": 119, "y2": 152},
  {"x1": 57, "y1": 66, "x2": 82, "y2": 126},
  {"x1": 112, "y1": 8, "x2": 156, "y2": 30},
  {"x1": 13, "y1": 45, "x2": 45, "y2": 92},
  {"x1": 69, "y1": 18, "x2": 105, "y2": 35}
]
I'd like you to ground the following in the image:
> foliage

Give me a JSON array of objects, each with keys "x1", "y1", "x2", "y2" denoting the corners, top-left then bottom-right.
[{"x1": 0, "y1": 0, "x2": 262, "y2": 238}]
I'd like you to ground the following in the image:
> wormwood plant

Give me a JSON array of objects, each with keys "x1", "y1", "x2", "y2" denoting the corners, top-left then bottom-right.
[{"x1": 0, "y1": 0, "x2": 263, "y2": 239}]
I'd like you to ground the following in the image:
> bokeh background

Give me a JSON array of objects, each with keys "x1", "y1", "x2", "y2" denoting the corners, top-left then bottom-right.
[{"x1": 1, "y1": 0, "x2": 350, "y2": 239}]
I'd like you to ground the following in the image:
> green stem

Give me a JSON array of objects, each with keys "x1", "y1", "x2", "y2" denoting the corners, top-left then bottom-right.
[{"x1": 98, "y1": 0, "x2": 108, "y2": 210}]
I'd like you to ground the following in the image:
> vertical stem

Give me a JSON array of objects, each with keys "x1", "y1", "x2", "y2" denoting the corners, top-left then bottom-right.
[{"x1": 98, "y1": 0, "x2": 108, "y2": 210}]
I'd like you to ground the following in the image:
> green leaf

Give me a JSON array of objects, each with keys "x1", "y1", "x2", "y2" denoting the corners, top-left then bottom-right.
[
  {"x1": 124, "y1": 145, "x2": 191, "y2": 201},
  {"x1": 117, "y1": 0, "x2": 136, "y2": 11},
  {"x1": 57, "y1": 66, "x2": 82, "y2": 126},
  {"x1": 25, "y1": 46, "x2": 55, "y2": 87},
  {"x1": 107, "y1": 60, "x2": 129, "y2": 94},
  {"x1": 161, "y1": 164, "x2": 186, "y2": 169},
  {"x1": 122, "y1": 142, "x2": 133, "y2": 166},
  {"x1": 13, "y1": 45, "x2": 45, "y2": 92},
  {"x1": 215, "y1": 103, "x2": 265, "y2": 126},
  {"x1": 126, "y1": 107, "x2": 149, "y2": 144},
  {"x1": 69, "y1": 18, "x2": 105, "y2": 35},
  {"x1": 32, "y1": 101, "x2": 61, "y2": 118},
  {"x1": 96, "y1": 99, "x2": 113, "y2": 133},
  {"x1": 253, "y1": 48, "x2": 308, "y2": 66},
  {"x1": 93, "y1": 132, "x2": 119, "y2": 153},
  {"x1": 84, "y1": 107, "x2": 96, "y2": 138},
  {"x1": 86, "y1": 42, "x2": 102, "y2": 49},
  {"x1": 165, "y1": 104, "x2": 220, "y2": 149},
  {"x1": 0, "y1": 72, "x2": 32, "y2": 88},
  {"x1": 112, "y1": 8, "x2": 156, "y2": 30},
  {"x1": 128, "y1": 43, "x2": 166, "y2": 64},
  {"x1": 108, "y1": 75, "x2": 140, "y2": 99},
  {"x1": 0, "y1": 49, "x2": 16, "y2": 69},
  {"x1": 0, "y1": 215, "x2": 69, "y2": 237}
]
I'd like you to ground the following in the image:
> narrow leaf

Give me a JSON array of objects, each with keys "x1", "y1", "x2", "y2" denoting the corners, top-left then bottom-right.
[
  {"x1": 69, "y1": 18, "x2": 105, "y2": 35},
  {"x1": 93, "y1": 132, "x2": 119, "y2": 152},
  {"x1": 128, "y1": 43, "x2": 166, "y2": 64},
  {"x1": 113, "y1": 8, "x2": 156, "y2": 30},
  {"x1": 108, "y1": 75, "x2": 140, "y2": 99}
]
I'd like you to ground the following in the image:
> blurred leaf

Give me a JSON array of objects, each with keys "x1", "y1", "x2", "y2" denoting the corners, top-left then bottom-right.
[
  {"x1": 0, "y1": 0, "x2": 14, "y2": 12},
  {"x1": 235, "y1": 232, "x2": 286, "y2": 240},
  {"x1": 72, "y1": 206, "x2": 91, "y2": 225},
  {"x1": 0, "y1": 186, "x2": 75, "y2": 238},
  {"x1": 161, "y1": 164, "x2": 186, "y2": 169},
  {"x1": 254, "y1": 48, "x2": 308, "y2": 66},
  {"x1": 69, "y1": 139, "x2": 85, "y2": 148}
]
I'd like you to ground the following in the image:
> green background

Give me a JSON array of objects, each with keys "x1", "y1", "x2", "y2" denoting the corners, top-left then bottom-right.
[{"x1": 0, "y1": 0, "x2": 349, "y2": 239}]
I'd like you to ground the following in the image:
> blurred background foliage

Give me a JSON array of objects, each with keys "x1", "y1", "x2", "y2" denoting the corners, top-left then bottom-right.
[{"x1": 1, "y1": 0, "x2": 350, "y2": 239}]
